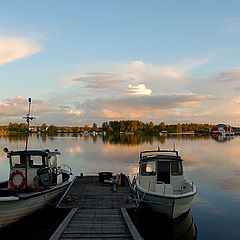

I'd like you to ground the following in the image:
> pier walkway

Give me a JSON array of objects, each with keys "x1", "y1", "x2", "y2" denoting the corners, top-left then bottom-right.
[{"x1": 50, "y1": 175, "x2": 141, "y2": 240}]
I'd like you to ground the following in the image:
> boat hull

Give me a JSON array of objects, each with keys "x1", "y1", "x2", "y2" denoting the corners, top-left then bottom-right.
[
  {"x1": 136, "y1": 187, "x2": 196, "y2": 219},
  {"x1": 0, "y1": 175, "x2": 75, "y2": 228}
]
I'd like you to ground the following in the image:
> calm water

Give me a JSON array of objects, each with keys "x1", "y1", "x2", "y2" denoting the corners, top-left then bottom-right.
[{"x1": 0, "y1": 133, "x2": 240, "y2": 239}]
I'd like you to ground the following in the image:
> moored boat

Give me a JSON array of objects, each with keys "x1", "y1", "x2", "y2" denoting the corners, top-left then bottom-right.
[
  {"x1": 0, "y1": 98, "x2": 75, "y2": 228},
  {"x1": 133, "y1": 148, "x2": 197, "y2": 218}
]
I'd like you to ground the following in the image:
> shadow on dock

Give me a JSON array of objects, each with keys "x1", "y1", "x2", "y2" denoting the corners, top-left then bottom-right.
[
  {"x1": 0, "y1": 207, "x2": 70, "y2": 240},
  {"x1": 51, "y1": 175, "x2": 140, "y2": 239}
]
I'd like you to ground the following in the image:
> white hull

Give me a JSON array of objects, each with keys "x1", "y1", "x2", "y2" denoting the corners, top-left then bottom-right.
[
  {"x1": 136, "y1": 184, "x2": 196, "y2": 219},
  {"x1": 0, "y1": 175, "x2": 75, "y2": 228}
]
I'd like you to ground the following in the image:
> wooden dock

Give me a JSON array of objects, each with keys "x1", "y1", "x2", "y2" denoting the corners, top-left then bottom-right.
[{"x1": 50, "y1": 175, "x2": 141, "y2": 240}]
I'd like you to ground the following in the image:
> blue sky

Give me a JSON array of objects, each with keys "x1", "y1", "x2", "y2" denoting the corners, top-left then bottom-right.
[{"x1": 1, "y1": 1, "x2": 240, "y2": 126}]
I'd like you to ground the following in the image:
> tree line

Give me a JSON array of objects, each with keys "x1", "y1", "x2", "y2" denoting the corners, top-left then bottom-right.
[
  {"x1": 2, "y1": 120, "x2": 216, "y2": 134},
  {"x1": 101, "y1": 120, "x2": 213, "y2": 134}
]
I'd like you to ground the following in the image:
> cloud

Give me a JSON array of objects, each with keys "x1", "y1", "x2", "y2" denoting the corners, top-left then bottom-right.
[
  {"x1": 67, "y1": 109, "x2": 83, "y2": 115},
  {"x1": 128, "y1": 84, "x2": 152, "y2": 96},
  {"x1": 217, "y1": 69, "x2": 240, "y2": 82},
  {"x1": 0, "y1": 96, "x2": 49, "y2": 117},
  {"x1": 74, "y1": 72, "x2": 120, "y2": 88},
  {"x1": 5, "y1": 55, "x2": 240, "y2": 125},
  {"x1": 0, "y1": 35, "x2": 42, "y2": 67},
  {"x1": 77, "y1": 93, "x2": 211, "y2": 120},
  {"x1": 61, "y1": 57, "x2": 209, "y2": 100}
]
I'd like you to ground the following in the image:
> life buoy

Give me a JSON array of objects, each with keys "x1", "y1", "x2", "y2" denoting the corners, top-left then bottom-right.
[{"x1": 9, "y1": 170, "x2": 26, "y2": 189}]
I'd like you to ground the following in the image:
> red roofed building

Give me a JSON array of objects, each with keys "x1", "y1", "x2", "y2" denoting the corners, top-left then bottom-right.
[{"x1": 210, "y1": 124, "x2": 234, "y2": 135}]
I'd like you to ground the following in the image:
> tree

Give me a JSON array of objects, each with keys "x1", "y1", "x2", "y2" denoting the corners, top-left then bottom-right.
[
  {"x1": 41, "y1": 123, "x2": 48, "y2": 132},
  {"x1": 160, "y1": 122, "x2": 166, "y2": 130},
  {"x1": 48, "y1": 125, "x2": 58, "y2": 134},
  {"x1": 92, "y1": 123, "x2": 98, "y2": 132},
  {"x1": 84, "y1": 124, "x2": 89, "y2": 132},
  {"x1": 177, "y1": 123, "x2": 182, "y2": 133},
  {"x1": 72, "y1": 126, "x2": 78, "y2": 133},
  {"x1": 102, "y1": 122, "x2": 109, "y2": 132}
]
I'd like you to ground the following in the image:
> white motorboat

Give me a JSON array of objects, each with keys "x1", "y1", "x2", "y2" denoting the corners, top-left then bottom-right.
[
  {"x1": 133, "y1": 149, "x2": 197, "y2": 218},
  {"x1": 0, "y1": 98, "x2": 75, "y2": 228}
]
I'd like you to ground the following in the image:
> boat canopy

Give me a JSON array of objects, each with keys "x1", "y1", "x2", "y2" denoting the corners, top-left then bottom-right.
[
  {"x1": 7, "y1": 150, "x2": 61, "y2": 169},
  {"x1": 7, "y1": 150, "x2": 60, "y2": 157},
  {"x1": 140, "y1": 150, "x2": 182, "y2": 162}
]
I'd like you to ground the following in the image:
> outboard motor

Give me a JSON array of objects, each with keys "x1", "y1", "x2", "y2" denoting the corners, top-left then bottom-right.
[{"x1": 34, "y1": 167, "x2": 51, "y2": 188}]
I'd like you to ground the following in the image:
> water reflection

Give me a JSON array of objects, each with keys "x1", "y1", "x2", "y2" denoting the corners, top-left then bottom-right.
[
  {"x1": 129, "y1": 209, "x2": 197, "y2": 240},
  {"x1": 0, "y1": 133, "x2": 214, "y2": 146},
  {"x1": 1, "y1": 134, "x2": 240, "y2": 239},
  {"x1": 211, "y1": 134, "x2": 234, "y2": 143}
]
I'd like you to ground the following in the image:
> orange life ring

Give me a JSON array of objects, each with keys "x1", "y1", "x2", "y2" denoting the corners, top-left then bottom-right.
[{"x1": 9, "y1": 170, "x2": 26, "y2": 189}]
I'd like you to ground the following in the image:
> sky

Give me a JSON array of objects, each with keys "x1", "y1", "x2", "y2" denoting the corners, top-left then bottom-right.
[{"x1": 1, "y1": 1, "x2": 240, "y2": 126}]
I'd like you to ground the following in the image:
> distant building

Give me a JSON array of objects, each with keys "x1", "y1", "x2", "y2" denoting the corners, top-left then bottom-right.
[{"x1": 210, "y1": 124, "x2": 234, "y2": 135}]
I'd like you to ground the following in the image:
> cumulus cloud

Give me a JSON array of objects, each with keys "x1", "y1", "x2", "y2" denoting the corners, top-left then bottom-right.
[
  {"x1": 4, "y1": 55, "x2": 240, "y2": 125},
  {"x1": 56, "y1": 56, "x2": 238, "y2": 124},
  {"x1": 128, "y1": 84, "x2": 152, "y2": 96},
  {"x1": 61, "y1": 57, "x2": 209, "y2": 102},
  {"x1": 67, "y1": 109, "x2": 83, "y2": 115},
  {"x1": 0, "y1": 35, "x2": 42, "y2": 66},
  {"x1": 76, "y1": 93, "x2": 211, "y2": 120}
]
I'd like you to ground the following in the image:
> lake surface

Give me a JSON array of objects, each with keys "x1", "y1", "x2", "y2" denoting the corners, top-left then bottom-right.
[{"x1": 0, "y1": 133, "x2": 240, "y2": 239}]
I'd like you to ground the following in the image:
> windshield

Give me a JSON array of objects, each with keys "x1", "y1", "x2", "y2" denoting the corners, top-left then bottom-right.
[
  {"x1": 11, "y1": 155, "x2": 27, "y2": 168},
  {"x1": 141, "y1": 161, "x2": 156, "y2": 175},
  {"x1": 29, "y1": 155, "x2": 46, "y2": 168}
]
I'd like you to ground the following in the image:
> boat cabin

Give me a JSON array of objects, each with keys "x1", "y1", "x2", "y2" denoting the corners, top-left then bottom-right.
[
  {"x1": 139, "y1": 150, "x2": 190, "y2": 194},
  {"x1": 5, "y1": 148, "x2": 63, "y2": 191}
]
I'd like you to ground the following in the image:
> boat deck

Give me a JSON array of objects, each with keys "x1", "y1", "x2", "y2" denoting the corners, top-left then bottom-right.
[{"x1": 50, "y1": 175, "x2": 141, "y2": 240}]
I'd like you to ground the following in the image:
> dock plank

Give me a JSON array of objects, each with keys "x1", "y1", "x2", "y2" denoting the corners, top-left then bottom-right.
[
  {"x1": 51, "y1": 175, "x2": 140, "y2": 239},
  {"x1": 58, "y1": 176, "x2": 136, "y2": 209}
]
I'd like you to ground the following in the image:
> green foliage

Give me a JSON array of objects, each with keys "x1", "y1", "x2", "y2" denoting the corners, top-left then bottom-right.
[
  {"x1": 47, "y1": 125, "x2": 58, "y2": 134},
  {"x1": 92, "y1": 123, "x2": 98, "y2": 131},
  {"x1": 72, "y1": 126, "x2": 79, "y2": 133},
  {"x1": 100, "y1": 120, "x2": 213, "y2": 134},
  {"x1": 8, "y1": 122, "x2": 28, "y2": 132},
  {"x1": 5, "y1": 120, "x2": 214, "y2": 134}
]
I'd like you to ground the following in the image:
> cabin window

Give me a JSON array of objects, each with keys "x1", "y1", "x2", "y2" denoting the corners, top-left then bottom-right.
[
  {"x1": 29, "y1": 156, "x2": 45, "y2": 168},
  {"x1": 171, "y1": 161, "x2": 183, "y2": 175},
  {"x1": 49, "y1": 156, "x2": 57, "y2": 168},
  {"x1": 11, "y1": 155, "x2": 27, "y2": 168},
  {"x1": 141, "y1": 161, "x2": 156, "y2": 175}
]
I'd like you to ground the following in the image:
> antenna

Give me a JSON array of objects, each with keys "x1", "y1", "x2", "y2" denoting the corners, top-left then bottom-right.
[
  {"x1": 158, "y1": 145, "x2": 160, "y2": 151},
  {"x1": 23, "y1": 98, "x2": 35, "y2": 128},
  {"x1": 173, "y1": 142, "x2": 176, "y2": 151},
  {"x1": 22, "y1": 98, "x2": 35, "y2": 150}
]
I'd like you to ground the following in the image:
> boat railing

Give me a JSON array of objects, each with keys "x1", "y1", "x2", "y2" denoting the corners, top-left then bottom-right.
[
  {"x1": 60, "y1": 164, "x2": 72, "y2": 174},
  {"x1": 148, "y1": 181, "x2": 166, "y2": 193},
  {"x1": 140, "y1": 149, "x2": 179, "y2": 160}
]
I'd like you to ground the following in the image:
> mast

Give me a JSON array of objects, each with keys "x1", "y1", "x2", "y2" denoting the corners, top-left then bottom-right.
[{"x1": 23, "y1": 98, "x2": 35, "y2": 150}]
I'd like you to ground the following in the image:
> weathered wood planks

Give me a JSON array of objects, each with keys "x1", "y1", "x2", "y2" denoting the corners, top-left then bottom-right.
[
  {"x1": 58, "y1": 176, "x2": 136, "y2": 209},
  {"x1": 51, "y1": 175, "x2": 141, "y2": 239}
]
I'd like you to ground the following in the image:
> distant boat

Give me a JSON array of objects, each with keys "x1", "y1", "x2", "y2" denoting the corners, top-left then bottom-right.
[
  {"x1": 0, "y1": 98, "x2": 75, "y2": 228},
  {"x1": 133, "y1": 149, "x2": 197, "y2": 218}
]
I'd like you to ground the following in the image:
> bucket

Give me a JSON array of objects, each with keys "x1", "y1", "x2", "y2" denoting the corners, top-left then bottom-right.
[{"x1": 98, "y1": 172, "x2": 113, "y2": 183}]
